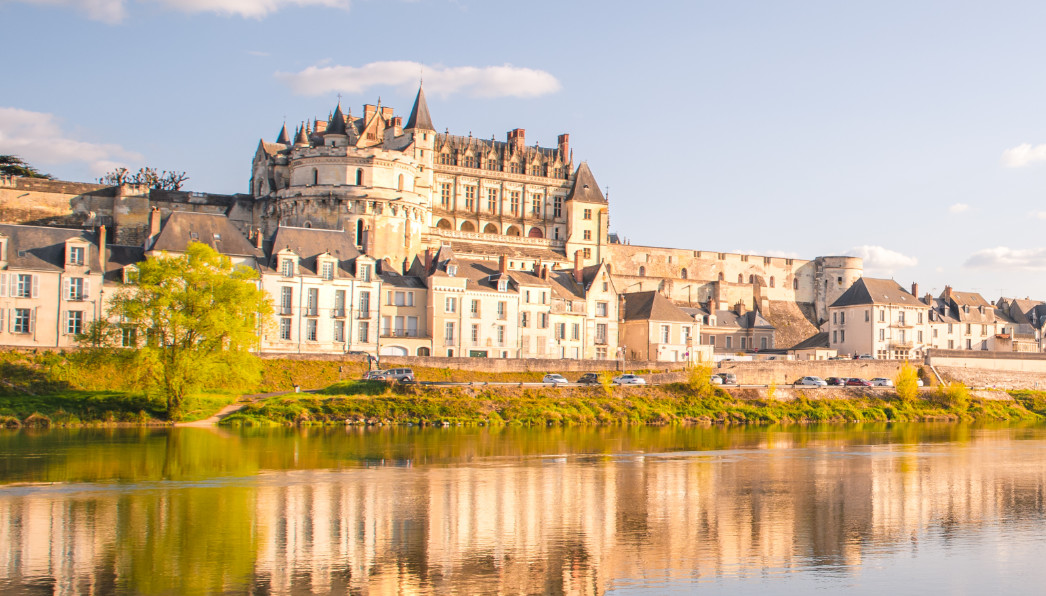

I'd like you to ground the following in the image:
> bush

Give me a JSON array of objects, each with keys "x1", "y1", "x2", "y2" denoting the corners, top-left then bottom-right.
[
  {"x1": 895, "y1": 362, "x2": 920, "y2": 403},
  {"x1": 687, "y1": 364, "x2": 714, "y2": 396},
  {"x1": 935, "y1": 382, "x2": 970, "y2": 410}
]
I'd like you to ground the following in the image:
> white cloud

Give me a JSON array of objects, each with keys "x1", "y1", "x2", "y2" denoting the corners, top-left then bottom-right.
[
  {"x1": 948, "y1": 203, "x2": 969, "y2": 214},
  {"x1": 1001, "y1": 143, "x2": 1046, "y2": 168},
  {"x1": 964, "y1": 247, "x2": 1046, "y2": 271},
  {"x1": 7, "y1": 0, "x2": 348, "y2": 23},
  {"x1": 844, "y1": 245, "x2": 918, "y2": 276},
  {"x1": 1031, "y1": 211, "x2": 1046, "y2": 220},
  {"x1": 275, "y1": 61, "x2": 562, "y2": 98},
  {"x1": 0, "y1": 107, "x2": 142, "y2": 175}
]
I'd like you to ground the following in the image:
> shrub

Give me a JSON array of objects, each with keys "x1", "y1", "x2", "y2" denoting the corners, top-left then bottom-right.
[
  {"x1": 687, "y1": 364, "x2": 714, "y2": 396},
  {"x1": 935, "y1": 382, "x2": 970, "y2": 410},
  {"x1": 895, "y1": 362, "x2": 920, "y2": 403}
]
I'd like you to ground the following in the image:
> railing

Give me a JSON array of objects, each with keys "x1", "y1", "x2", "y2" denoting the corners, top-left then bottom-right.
[
  {"x1": 595, "y1": 337, "x2": 608, "y2": 345},
  {"x1": 497, "y1": 312, "x2": 507, "y2": 320},
  {"x1": 470, "y1": 311, "x2": 481, "y2": 319},
  {"x1": 304, "y1": 307, "x2": 318, "y2": 317},
  {"x1": 357, "y1": 310, "x2": 371, "y2": 319},
  {"x1": 444, "y1": 338, "x2": 456, "y2": 346},
  {"x1": 279, "y1": 306, "x2": 293, "y2": 316},
  {"x1": 332, "y1": 308, "x2": 346, "y2": 318},
  {"x1": 381, "y1": 329, "x2": 421, "y2": 338}
]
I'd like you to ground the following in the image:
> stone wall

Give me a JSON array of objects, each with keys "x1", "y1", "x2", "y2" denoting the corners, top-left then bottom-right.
[
  {"x1": 935, "y1": 367, "x2": 1046, "y2": 390},
  {"x1": 260, "y1": 352, "x2": 686, "y2": 374},
  {"x1": 926, "y1": 349, "x2": 1046, "y2": 372},
  {"x1": 718, "y1": 360, "x2": 911, "y2": 385}
]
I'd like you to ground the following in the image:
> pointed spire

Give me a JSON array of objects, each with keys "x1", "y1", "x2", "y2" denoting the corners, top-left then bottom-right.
[
  {"x1": 276, "y1": 122, "x2": 289, "y2": 144},
  {"x1": 328, "y1": 102, "x2": 347, "y2": 135},
  {"x1": 567, "y1": 162, "x2": 608, "y2": 204},
  {"x1": 405, "y1": 84, "x2": 434, "y2": 131},
  {"x1": 295, "y1": 122, "x2": 309, "y2": 146}
]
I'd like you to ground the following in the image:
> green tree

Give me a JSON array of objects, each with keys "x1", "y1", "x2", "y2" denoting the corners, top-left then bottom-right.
[
  {"x1": 108, "y1": 242, "x2": 273, "y2": 417},
  {"x1": 0, "y1": 155, "x2": 52, "y2": 179},
  {"x1": 895, "y1": 361, "x2": 920, "y2": 403}
]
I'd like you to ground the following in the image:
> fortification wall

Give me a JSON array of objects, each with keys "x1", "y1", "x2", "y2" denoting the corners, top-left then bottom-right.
[
  {"x1": 260, "y1": 352, "x2": 686, "y2": 374},
  {"x1": 718, "y1": 360, "x2": 910, "y2": 385},
  {"x1": 0, "y1": 176, "x2": 115, "y2": 227}
]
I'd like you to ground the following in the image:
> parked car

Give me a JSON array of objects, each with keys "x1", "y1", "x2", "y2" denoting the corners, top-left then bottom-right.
[
  {"x1": 383, "y1": 368, "x2": 415, "y2": 383},
  {"x1": 710, "y1": 375, "x2": 724, "y2": 385},
  {"x1": 846, "y1": 378, "x2": 872, "y2": 387},
  {"x1": 362, "y1": 369, "x2": 387, "y2": 381},
  {"x1": 794, "y1": 376, "x2": 828, "y2": 387},
  {"x1": 612, "y1": 374, "x2": 647, "y2": 385},
  {"x1": 825, "y1": 377, "x2": 847, "y2": 386},
  {"x1": 870, "y1": 377, "x2": 893, "y2": 387},
  {"x1": 857, "y1": 354, "x2": 875, "y2": 360},
  {"x1": 577, "y1": 373, "x2": 601, "y2": 385},
  {"x1": 717, "y1": 372, "x2": 738, "y2": 385},
  {"x1": 543, "y1": 374, "x2": 569, "y2": 385}
]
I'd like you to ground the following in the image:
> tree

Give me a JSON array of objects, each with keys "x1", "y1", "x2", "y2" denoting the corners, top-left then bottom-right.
[
  {"x1": 0, "y1": 155, "x2": 52, "y2": 179},
  {"x1": 895, "y1": 361, "x2": 920, "y2": 403},
  {"x1": 105, "y1": 242, "x2": 273, "y2": 417},
  {"x1": 98, "y1": 167, "x2": 189, "y2": 191}
]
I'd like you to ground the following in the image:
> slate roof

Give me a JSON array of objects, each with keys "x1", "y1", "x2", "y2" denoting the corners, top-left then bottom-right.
[
  {"x1": 434, "y1": 238, "x2": 566, "y2": 262},
  {"x1": 790, "y1": 331, "x2": 830, "y2": 350},
  {"x1": 327, "y1": 104, "x2": 347, "y2": 135},
  {"x1": 945, "y1": 290, "x2": 997, "y2": 323},
  {"x1": 104, "y1": 245, "x2": 145, "y2": 283},
  {"x1": 567, "y1": 162, "x2": 607, "y2": 204},
  {"x1": 714, "y1": 309, "x2": 776, "y2": 330},
  {"x1": 151, "y1": 212, "x2": 262, "y2": 258},
  {"x1": 622, "y1": 291, "x2": 693, "y2": 323},
  {"x1": 405, "y1": 85, "x2": 434, "y2": 131},
  {"x1": 829, "y1": 277, "x2": 926, "y2": 308},
  {"x1": 265, "y1": 226, "x2": 361, "y2": 276},
  {"x1": 0, "y1": 224, "x2": 101, "y2": 272},
  {"x1": 379, "y1": 270, "x2": 427, "y2": 289}
]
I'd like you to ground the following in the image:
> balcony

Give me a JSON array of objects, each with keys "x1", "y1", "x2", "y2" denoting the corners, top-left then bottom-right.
[
  {"x1": 279, "y1": 306, "x2": 293, "y2": 316},
  {"x1": 595, "y1": 336, "x2": 608, "y2": 345},
  {"x1": 444, "y1": 337, "x2": 456, "y2": 346},
  {"x1": 357, "y1": 310, "x2": 371, "y2": 319},
  {"x1": 381, "y1": 329, "x2": 421, "y2": 338},
  {"x1": 331, "y1": 308, "x2": 346, "y2": 318},
  {"x1": 304, "y1": 307, "x2": 319, "y2": 317},
  {"x1": 470, "y1": 311, "x2": 481, "y2": 319}
]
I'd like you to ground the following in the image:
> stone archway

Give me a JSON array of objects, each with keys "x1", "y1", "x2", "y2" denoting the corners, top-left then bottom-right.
[
  {"x1": 527, "y1": 227, "x2": 544, "y2": 238},
  {"x1": 460, "y1": 221, "x2": 476, "y2": 232},
  {"x1": 483, "y1": 223, "x2": 499, "y2": 234},
  {"x1": 505, "y1": 225, "x2": 521, "y2": 237},
  {"x1": 436, "y1": 219, "x2": 452, "y2": 230}
]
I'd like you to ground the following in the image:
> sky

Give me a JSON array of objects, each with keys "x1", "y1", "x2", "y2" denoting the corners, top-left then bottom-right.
[{"x1": 2, "y1": 0, "x2": 1046, "y2": 300}]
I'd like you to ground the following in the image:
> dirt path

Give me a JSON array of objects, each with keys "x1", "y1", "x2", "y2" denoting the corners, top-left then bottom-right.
[{"x1": 175, "y1": 390, "x2": 292, "y2": 427}]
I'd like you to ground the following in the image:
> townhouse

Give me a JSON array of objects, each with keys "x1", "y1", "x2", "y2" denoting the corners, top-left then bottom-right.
[
  {"x1": 619, "y1": 291, "x2": 698, "y2": 363},
  {"x1": 827, "y1": 278, "x2": 931, "y2": 360}
]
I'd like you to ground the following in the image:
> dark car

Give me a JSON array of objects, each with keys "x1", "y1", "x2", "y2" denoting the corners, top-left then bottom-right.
[
  {"x1": 578, "y1": 373, "x2": 601, "y2": 385},
  {"x1": 825, "y1": 377, "x2": 847, "y2": 386},
  {"x1": 846, "y1": 378, "x2": 872, "y2": 387}
]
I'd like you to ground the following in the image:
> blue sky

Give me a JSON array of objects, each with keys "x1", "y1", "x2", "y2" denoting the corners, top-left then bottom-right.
[{"x1": 3, "y1": 0, "x2": 1046, "y2": 300}]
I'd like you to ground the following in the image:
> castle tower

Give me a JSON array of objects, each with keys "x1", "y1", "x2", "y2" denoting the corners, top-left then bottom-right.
[
  {"x1": 564, "y1": 162, "x2": 609, "y2": 268},
  {"x1": 813, "y1": 255, "x2": 864, "y2": 323}
]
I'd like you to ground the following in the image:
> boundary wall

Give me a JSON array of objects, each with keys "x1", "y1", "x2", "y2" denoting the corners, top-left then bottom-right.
[{"x1": 259, "y1": 352, "x2": 687, "y2": 374}]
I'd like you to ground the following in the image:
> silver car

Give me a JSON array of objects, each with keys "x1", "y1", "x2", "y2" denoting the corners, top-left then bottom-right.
[
  {"x1": 794, "y1": 376, "x2": 828, "y2": 387},
  {"x1": 612, "y1": 374, "x2": 647, "y2": 385},
  {"x1": 542, "y1": 374, "x2": 569, "y2": 385},
  {"x1": 870, "y1": 377, "x2": 894, "y2": 387}
]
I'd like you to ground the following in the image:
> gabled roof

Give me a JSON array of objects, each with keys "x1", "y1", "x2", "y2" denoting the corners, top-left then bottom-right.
[
  {"x1": 405, "y1": 85, "x2": 434, "y2": 131},
  {"x1": 265, "y1": 226, "x2": 360, "y2": 276},
  {"x1": 712, "y1": 309, "x2": 776, "y2": 330},
  {"x1": 567, "y1": 162, "x2": 607, "y2": 204},
  {"x1": 0, "y1": 224, "x2": 102, "y2": 272},
  {"x1": 791, "y1": 332, "x2": 830, "y2": 350},
  {"x1": 151, "y1": 212, "x2": 262, "y2": 258},
  {"x1": 622, "y1": 291, "x2": 693, "y2": 323},
  {"x1": 830, "y1": 277, "x2": 926, "y2": 308}
]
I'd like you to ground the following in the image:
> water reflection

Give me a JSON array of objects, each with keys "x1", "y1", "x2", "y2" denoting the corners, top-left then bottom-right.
[{"x1": 1, "y1": 424, "x2": 1046, "y2": 594}]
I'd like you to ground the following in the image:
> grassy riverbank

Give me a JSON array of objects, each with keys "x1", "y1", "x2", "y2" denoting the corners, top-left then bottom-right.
[{"x1": 220, "y1": 382, "x2": 1043, "y2": 427}]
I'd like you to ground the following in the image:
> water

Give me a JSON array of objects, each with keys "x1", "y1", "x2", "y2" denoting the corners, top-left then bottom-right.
[{"x1": 2, "y1": 423, "x2": 1046, "y2": 594}]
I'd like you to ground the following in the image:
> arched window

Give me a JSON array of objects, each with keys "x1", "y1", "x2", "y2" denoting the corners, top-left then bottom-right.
[
  {"x1": 681, "y1": 268, "x2": 688, "y2": 279},
  {"x1": 397, "y1": 174, "x2": 404, "y2": 191},
  {"x1": 527, "y1": 227, "x2": 544, "y2": 238},
  {"x1": 355, "y1": 169, "x2": 363, "y2": 185},
  {"x1": 748, "y1": 274, "x2": 754, "y2": 283},
  {"x1": 483, "y1": 223, "x2": 498, "y2": 234},
  {"x1": 639, "y1": 266, "x2": 646, "y2": 277},
  {"x1": 718, "y1": 272, "x2": 724, "y2": 281},
  {"x1": 436, "y1": 218, "x2": 452, "y2": 230},
  {"x1": 793, "y1": 278, "x2": 799, "y2": 290},
  {"x1": 355, "y1": 219, "x2": 364, "y2": 245},
  {"x1": 460, "y1": 221, "x2": 475, "y2": 232},
  {"x1": 769, "y1": 276, "x2": 775, "y2": 288},
  {"x1": 738, "y1": 274, "x2": 743, "y2": 283},
  {"x1": 417, "y1": 347, "x2": 430, "y2": 356},
  {"x1": 311, "y1": 168, "x2": 318, "y2": 185}
]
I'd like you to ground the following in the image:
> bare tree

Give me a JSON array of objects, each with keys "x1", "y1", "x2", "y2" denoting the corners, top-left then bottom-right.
[{"x1": 98, "y1": 167, "x2": 189, "y2": 191}]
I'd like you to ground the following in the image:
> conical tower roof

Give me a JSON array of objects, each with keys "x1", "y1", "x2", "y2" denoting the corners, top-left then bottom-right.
[
  {"x1": 294, "y1": 123, "x2": 309, "y2": 145},
  {"x1": 276, "y1": 123, "x2": 289, "y2": 144},
  {"x1": 405, "y1": 84, "x2": 434, "y2": 131},
  {"x1": 327, "y1": 103, "x2": 347, "y2": 135},
  {"x1": 567, "y1": 162, "x2": 607, "y2": 204}
]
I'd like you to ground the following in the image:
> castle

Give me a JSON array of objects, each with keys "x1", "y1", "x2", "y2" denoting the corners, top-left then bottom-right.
[{"x1": 0, "y1": 84, "x2": 866, "y2": 356}]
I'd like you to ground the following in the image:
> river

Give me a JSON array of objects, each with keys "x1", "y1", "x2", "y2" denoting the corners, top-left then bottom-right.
[{"x1": 2, "y1": 423, "x2": 1046, "y2": 594}]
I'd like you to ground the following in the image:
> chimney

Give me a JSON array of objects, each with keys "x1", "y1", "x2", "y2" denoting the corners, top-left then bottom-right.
[
  {"x1": 148, "y1": 207, "x2": 161, "y2": 246},
  {"x1": 944, "y1": 285, "x2": 953, "y2": 301},
  {"x1": 911, "y1": 282, "x2": 919, "y2": 298},
  {"x1": 924, "y1": 293, "x2": 933, "y2": 305},
  {"x1": 254, "y1": 227, "x2": 263, "y2": 250},
  {"x1": 424, "y1": 248, "x2": 432, "y2": 272},
  {"x1": 557, "y1": 133, "x2": 570, "y2": 157},
  {"x1": 391, "y1": 116, "x2": 402, "y2": 128},
  {"x1": 364, "y1": 104, "x2": 377, "y2": 121},
  {"x1": 541, "y1": 265, "x2": 548, "y2": 280},
  {"x1": 736, "y1": 300, "x2": 747, "y2": 315},
  {"x1": 381, "y1": 106, "x2": 395, "y2": 120},
  {"x1": 708, "y1": 297, "x2": 718, "y2": 313},
  {"x1": 314, "y1": 120, "x2": 328, "y2": 134},
  {"x1": 573, "y1": 250, "x2": 583, "y2": 284},
  {"x1": 534, "y1": 258, "x2": 542, "y2": 274},
  {"x1": 499, "y1": 255, "x2": 507, "y2": 274},
  {"x1": 508, "y1": 128, "x2": 525, "y2": 150},
  {"x1": 97, "y1": 225, "x2": 107, "y2": 274}
]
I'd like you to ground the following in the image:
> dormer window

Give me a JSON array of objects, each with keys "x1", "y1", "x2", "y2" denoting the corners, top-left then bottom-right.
[
  {"x1": 359, "y1": 264, "x2": 372, "y2": 282},
  {"x1": 498, "y1": 278, "x2": 508, "y2": 292},
  {"x1": 321, "y1": 261, "x2": 334, "y2": 281},
  {"x1": 280, "y1": 258, "x2": 295, "y2": 277},
  {"x1": 0, "y1": 236, "x2": 8, "y2": 262},
  {"x1": 447, "y1": 265, "x2": 457, "y2": 277},
  {"x1": 68, "y1": 245, "x2": 85, "y2": 266},
  {"x1": 123, "y1": 265, "x2": 139, "y2": 284}
]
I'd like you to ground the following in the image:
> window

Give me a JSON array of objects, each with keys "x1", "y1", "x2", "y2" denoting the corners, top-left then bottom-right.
[
  {"x1": 898, "y1": 311, "x2": 905, "y2": 325},
  {"x1": 333, "y1": 320, "x2": 345, "y2": 342},
  {"x1": 865, "y1": 310, "x2": 870, "y2": 322},
  {"x1": 525, "y1": 290, "x2": 531, "y2": 303},
  {"x1": 68, "y1": 246, "x2": 84, "y2": 265},
  {"x1": 933, "y1": 328, "x2": 939, "y2": 338},
  {"x1": 487, "y1": 189, "x2": 498, "y2": 213},
  {"x1": 530, "y1": 194, "x2": 542, "y2": 216},
  {"x1": 596, "y1": 302, "x2": 608, "y2": 317},
  {"x1": 306, "y1": 288, "x2": 318, "y2": 316},
  {"x1": 572, "y1": 323, "x2": 580, "y2": 340},
  {"x1": 726, "y1": 337, "x2": 732, "y2": 349},
  {"x1": 738, "y1": 274, "x2": 744, "y2": 283},
  {"x1": 497, "y1": 325, "x2": 505, "y2": 345},
  {"x1": 918, "y1": 312, "x2": 923, "y2": 324},
  {"x1": 321, "y1": 262, "x2": 334, "y2": 281},
  {"x1": 948, "y1": 339, "x2": 955, "y2": 349},
  {"x1": 280, "y1": 259, "x2": 294, "y2": 277},
  {"x1": 497, "y1": 301, "x2": 507, "y2": 319},
  {"x1": 741, "y1": 337, "x2": 747, "y2": 349},
  {"x1": 334, "y1": 290, "x2": 346, "y2": 316},
  {"x1": 793, "y1": 279, "x2": 798, "y2": 290},
  {"x1": 761, "y1": 337, "x2": 768, "y2": 349},
  {"x1": 355, "y1": 169, "x2": 364, "y2": 185},
  {"x1": 879, "y1": 310, "x2": 885, "y2": 322},
  {"x1": 982, "y1": 324, "x2": 988, "y2": 336},
  {"x1": 840, "y1": 312, "x2": 845, "y2": 325},
  {"x1": 464, "y1": 186, "x2": 476, "y2": 211},
  {"x1": 15, "y1": 274, "x2": 34, "y2": 298},
  {"x1": 554, "y1": 197, "x2": 563, "y2": 218},
  {"x1": 306, "y1": 319, "x2": 318, "y2": 341},
  {"x1": 521, "y1": 312, "x2": 529, "y2": 327},
  {"x1": 583, "y1": 248, "x2": 591, "y2": 259},
  {"x1": 583, "y1": 209, "x2": 592, "y2": 220},
  {"x1": 471, "y1": 324, "x2": 480, "y2": 343},
  {"x1": 445, "y1": 297, "x2": 457, "y2": 313},
  {"x1": 470, "y1": 299, "x2": 480, "y2": 317},
  {"x1": 966, "y1": 339, "x2": 972, "y2": 350},
  {"x1": 918, "y1": 330, "x2": 924, "y2": 342},
  {"x1": 602, "y1": 282, "x2": 609, "y2": 292},
  {"x1": 539, "y1": 312, "x2": 548, "y2": 328},
  {"x1": 65, "y1": 310, "x2": 83, "y2": 335},
  {"x1": 392, "y1": 291, "x2": 414, "y2": 306},
  {"x1": 596, "y1": 323, "x2": 607, "y2": 344},
  {"x1": 121, "y1": 326, "x2": 137, "y2": 348},
  {"x1": 280, "y1": 287, "x2": 293, "y2": 314},
  {"x1": 358, "y1": 321, "x2": 370, "y2": 343},
  {"x1": 555, "y1": 323, "x2": 566, "y2": 340},
  {"x1": 596, "y1": 347, "x2": 608, "y2": 359},
  {"x1": 661, "y1": 325, "x2": 670, "y2": 343},
  {"x1": 509, "y1": 191, "x2": 520, "y2": 215},
  {"x1": 879, "y1": 329, "x2": 886, "y2": 341},
  {"x1": 840, "y1": 330, "x2": 845, "y2": 342},
  {"x1": 440, "y1": 183, "x2": 452, "y2": 209},
  {"x1": 358, "y1": 264, "x2": 372, "y2": 282},
  {"x1": 67, "y1": 277, "x2": 85, "y2": 301},
  {"x1": 359, "y1": 291, "x2": 371, "y2": 316},
  {"x1": 948, "y1": 323, "x2": 954, "y2": 333},
  {"x1": 966, "y1": 323, "x2": 972, "y2": 334},
  {"x1": 833, "y1": 312, "x2": 837, "y2": 324},
  {"x1": 280, "y1": 318, "x2": 292, "y2": 340},
  {"x1": 681, "y1": 269, "x2": 688, "y2": 280},
  {"x1": 769, "y1": 276, "x2": 775, "y2": 288},
  {"x1": 583, "y1": 230, "x2": 591, "y2": 241},
  {"x1": 486, "y1": 158, "x2": 498, "y2": 170},
  {"x1": 445, "y1": 322, "x2": 455, "y2": 341},
  {"x1": 833, "y1": 330, "x2": 837, "y2": 343},
  {"x1": 639, "y1": 266, "x2": 646, "y2": 277}
]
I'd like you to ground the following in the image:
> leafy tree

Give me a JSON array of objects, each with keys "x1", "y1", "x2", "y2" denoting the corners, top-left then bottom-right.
[
  {"x1": 895, "y1": 361, "x2": 920, "y2": 403},
  {"x1": 0, "y1": 155, "x2": 52, "y2": 179},
  {"x1": 98, "y1": 166, "x2": 189, "y2": 190},
  {"x1": 105, "y1": 242, "x2": 273, "y2": 417}
]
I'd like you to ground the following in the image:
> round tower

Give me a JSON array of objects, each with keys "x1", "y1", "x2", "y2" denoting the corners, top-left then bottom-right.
[{"x1": 814, "y1": 256, "x2": 864, "y2": 322}]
